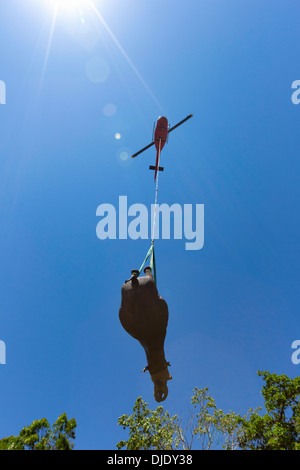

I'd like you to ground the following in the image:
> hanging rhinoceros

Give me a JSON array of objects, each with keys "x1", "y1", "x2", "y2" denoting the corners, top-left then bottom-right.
[{"x1": 119, "y1": 266, "x2": 172, "y2": 402}]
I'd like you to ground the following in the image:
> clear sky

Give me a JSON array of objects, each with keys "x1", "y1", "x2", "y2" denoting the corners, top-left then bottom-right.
[{"x1": 0, "y1": 0, "x2": 300, "y2": 450}]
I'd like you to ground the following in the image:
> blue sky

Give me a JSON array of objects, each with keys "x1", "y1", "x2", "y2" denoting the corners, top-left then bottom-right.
[{"x1": 0, "y1": 0, "x2": 300, "y2": 450}]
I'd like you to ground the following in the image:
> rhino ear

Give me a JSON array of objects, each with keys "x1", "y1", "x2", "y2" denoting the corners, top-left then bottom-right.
[
  {"x1": 144, "y1": 266, "x2": 153, "y2": 277},
  {"x1": 125, "y1": 269, "x2": 140, "y2": 284}
]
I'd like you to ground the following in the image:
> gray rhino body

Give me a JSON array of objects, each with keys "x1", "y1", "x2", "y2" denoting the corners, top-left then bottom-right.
[{"x1": 119, "y1": 267, "x2": 172, "y2": 402}]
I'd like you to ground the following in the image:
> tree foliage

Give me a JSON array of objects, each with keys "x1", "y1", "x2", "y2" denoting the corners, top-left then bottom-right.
[
  {"x1": 117, "y1": 371, "x2": 300, "y2": 450},
  {"x1": 117, "y1": 397, "x2": 179, "y2": 450},
  {"x1": 238, "y1": 371, "x2": 300, "y2": 450},
  {"x1": 117, "y1": 387, "x2": 251, "y2": 450},
  {"x1": 0, "y1": 413, "x2": 77, "y2": 450}
]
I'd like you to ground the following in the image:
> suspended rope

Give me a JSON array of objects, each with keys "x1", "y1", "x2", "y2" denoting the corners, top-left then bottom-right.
[
  {"x1": 151, "y1": 138, "x2": 162, "y2": 245},
  {"x1": 138, "y1": 243, "x2": 156, "y2": 285},
  {"x1": 138, "y1": 138, "x2": 162, "y2": 286},
  {"x1": 139, "y1": 244, "x2": 153, "y2": 274}
]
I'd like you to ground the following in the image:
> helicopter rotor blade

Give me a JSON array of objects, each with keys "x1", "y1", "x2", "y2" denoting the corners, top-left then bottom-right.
[
  {"x1": 168, "y1": 114, "x2": 193, "y2": 134},
  {"x1": 131, "y1": 141, "x2": 155, "y2": 158}
]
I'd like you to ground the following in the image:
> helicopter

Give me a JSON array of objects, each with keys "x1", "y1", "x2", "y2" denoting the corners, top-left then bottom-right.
[{"x1": 131, "y1": 114, "x2": 193, "y2": 181}]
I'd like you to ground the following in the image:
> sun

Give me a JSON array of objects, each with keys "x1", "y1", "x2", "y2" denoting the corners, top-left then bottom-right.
[
  {"x1": 50, "y1": 0, "x2": 85, "y2": 6},
  {"x1": 48, "y1": 0, "x2": 90, "y2": 13},
  {"x1": 45, "y1": 0, "x2": 93, "y2": 24}
]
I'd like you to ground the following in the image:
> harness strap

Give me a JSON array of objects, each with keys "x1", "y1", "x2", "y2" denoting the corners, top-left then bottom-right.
[
  {"x1": 142, "y1": 361, "x2": 171, "y2": 374},
  {"x1": 138, "y1": 243, "x2": 157, "y2": 285}
]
